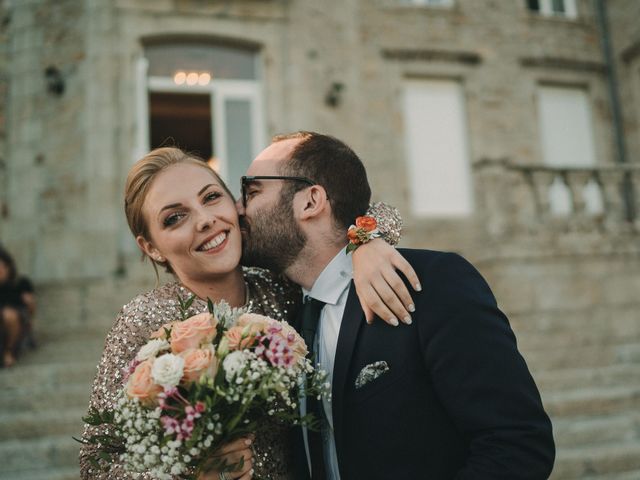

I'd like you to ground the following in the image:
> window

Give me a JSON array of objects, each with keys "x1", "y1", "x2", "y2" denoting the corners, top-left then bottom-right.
[
  {"x1": 528, "y1": 0, "x2": 577, "y2": 19},
  {"x1": 537, "y1": 85, "x2": 601, "y2": 214},
  {"x1": 136, "y1": 40, "x2": 265, "y2": 197},
  {"x1": 402, "y1": 79, "x2": 473, "y2": 217}
]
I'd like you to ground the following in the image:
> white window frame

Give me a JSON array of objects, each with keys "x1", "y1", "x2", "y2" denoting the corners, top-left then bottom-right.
[
  {"x1": 133, "y1": 55, "x2": 266, "y2": 184},
  {"x1": 530, "y1": 0, "x2": 577, "y2": 19},
  {"x1": 402, "y1": 78, "x2": 474, "y2": 218}
]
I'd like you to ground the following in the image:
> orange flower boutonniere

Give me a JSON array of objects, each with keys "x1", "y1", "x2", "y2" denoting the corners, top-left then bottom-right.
[{"x1": 346, "y1": 216, "x2": 382, "y2": 254}]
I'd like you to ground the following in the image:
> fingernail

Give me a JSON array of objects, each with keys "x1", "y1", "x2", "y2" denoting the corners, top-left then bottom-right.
[
  {"x1": 408, "y1": 303, "x2": 415, "y2": 312},
  {"x1": 403, "y1": 315, "x2": 412, "y2": 325},
  {"x1": 415, "y1": 283, "x2": 422, "y2": 292},
  {"x1": 245, "y1": 438, "x2": 252, "y2": 445},
  {"x1": 389, "y1": 317, "x2": 399, "y2": 326}
]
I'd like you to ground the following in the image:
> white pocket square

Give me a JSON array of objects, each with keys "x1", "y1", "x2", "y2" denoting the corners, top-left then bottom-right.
[{"x1": 355, "y1": 361, "x2": 390, "y2": 389}]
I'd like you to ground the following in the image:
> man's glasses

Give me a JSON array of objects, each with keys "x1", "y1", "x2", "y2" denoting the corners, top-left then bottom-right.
[{"x1": 240, "y1": 175, "x2": 316, "y2": 208}]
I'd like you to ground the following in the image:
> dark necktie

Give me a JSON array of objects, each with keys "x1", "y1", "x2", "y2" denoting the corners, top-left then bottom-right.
[{"x1": 299, "y1": 296, "x2": 327, "y2": 480}]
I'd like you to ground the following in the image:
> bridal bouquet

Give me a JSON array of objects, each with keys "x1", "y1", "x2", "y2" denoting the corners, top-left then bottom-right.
[{"x1": 79, "y1": 297, "x2": 329, "y2": 480}]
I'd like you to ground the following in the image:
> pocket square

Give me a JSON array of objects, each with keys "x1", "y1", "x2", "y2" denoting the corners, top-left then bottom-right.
[{"x1": 355, "y1": 361, "x2": 390, "y2": 389}]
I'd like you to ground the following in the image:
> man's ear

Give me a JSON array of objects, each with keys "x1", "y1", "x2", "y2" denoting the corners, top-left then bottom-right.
[
  {"x1": 296, "y1": 185, "x2": 329, "y2": 221},
  {"x1": 136, "y1": 235, "x2": 164, "y2": 262}
]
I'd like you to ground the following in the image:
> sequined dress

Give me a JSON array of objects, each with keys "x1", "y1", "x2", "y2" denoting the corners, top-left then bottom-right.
[{"x1": 79, "y1": 267, "x2": 301, "y2": 480}]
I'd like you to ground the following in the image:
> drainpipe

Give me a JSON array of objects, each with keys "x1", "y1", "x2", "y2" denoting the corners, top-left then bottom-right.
[{"x1": 594, "y1": 0, "x2": 634, "y2": 220}]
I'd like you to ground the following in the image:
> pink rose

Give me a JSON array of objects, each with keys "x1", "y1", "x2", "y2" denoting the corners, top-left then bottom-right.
[
  {"x1": 126, "y1": 359, "x2": 162, "y2": 405},
  {"x1": 225, "y1": 325, "x2": 258, "y2": 351},
  {"x1": 180, "y1": 347, "x2": 218, "y2": 383},
  {"x1": 170, "y1": 313, "x2": 218, "y2": 353}
]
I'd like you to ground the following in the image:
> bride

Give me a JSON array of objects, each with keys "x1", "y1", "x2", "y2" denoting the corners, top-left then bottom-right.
[{"x1": 79, "y1": 147, "x2": 417, "y2": 480}]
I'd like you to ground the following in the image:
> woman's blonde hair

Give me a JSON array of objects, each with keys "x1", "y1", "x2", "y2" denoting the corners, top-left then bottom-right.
[{"x1": 124, "y1": 147, "x2": 233, "y2": 275}]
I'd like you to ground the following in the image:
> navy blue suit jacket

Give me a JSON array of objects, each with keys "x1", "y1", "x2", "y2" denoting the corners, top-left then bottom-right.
[{"x1": 293, "y1": 249, "x2": 554, "y2": 479}]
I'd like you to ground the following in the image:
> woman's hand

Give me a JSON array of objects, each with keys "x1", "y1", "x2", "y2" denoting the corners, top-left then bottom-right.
[
  {"x1": 352, "y1": 238, "x2": 421, "y2": 325},
  {"x1": 198, "y1": 436, "x2": 254, "y2": 480}
]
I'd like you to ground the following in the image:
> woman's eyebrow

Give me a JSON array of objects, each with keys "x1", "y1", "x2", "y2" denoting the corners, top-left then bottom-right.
[
  {"x1": 159, "y1": 203, "x2": 181, "y2": 214},
  {"x1": 197, "y1": 183, "x2": 215, "y2": 196}
]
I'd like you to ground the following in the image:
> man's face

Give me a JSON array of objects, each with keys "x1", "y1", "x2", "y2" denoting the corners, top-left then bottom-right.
[{"x1": 238, "y1": 139, "x2": 307, "y2": 273}]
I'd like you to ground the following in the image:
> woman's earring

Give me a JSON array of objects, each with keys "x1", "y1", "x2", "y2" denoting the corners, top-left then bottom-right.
[{"x1": 154, "y1": 255, "x2": 164, "y2": 262}]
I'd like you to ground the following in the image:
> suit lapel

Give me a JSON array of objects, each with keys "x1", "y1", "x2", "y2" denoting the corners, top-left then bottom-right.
[{"x1": 332, "y1": 282, "x2": 365, "y2": 457}]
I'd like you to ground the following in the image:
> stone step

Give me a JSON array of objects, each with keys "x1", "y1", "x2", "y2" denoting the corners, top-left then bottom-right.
[
  {"x1": 4, "y1": 466, "x2": 80, "y2": 480},
  {"x1": 543, "y1": 385, "x2": 640, "y2": 418},
  {"x1": 518, "y1": 326, "x2": 640, "y2": 351},
  {"x1": 534, "y1": 364, "x2": 640, "y2": 393},
  {"x1": 509, "y1": 305, "x2": 640, "y2": 337},
  {"x1": 553, "y1": 412, "x2": 640, "y2": 447},
  {"x1": 550, "y1": 440, "x2": 640, "y2": 479},
  {"x1": 522, "y1": 343, "x2": 640, "y2": 370},
  {"x1": 580, "y1": 469, "x2": 640, "y2": 479},
  {"x1": 15, "y1": 337, "x2": 104, "y2": 366},
  {"x1": 0, "y1": 435, "x2": 80, "y2": 475},
  {"x1": 0, "y1": 382, "x2": 91, "y2": 413},
  {"x1": 0, "y1": 407, "x2": 86, "y2": 442},
  {"x1": 0, "y1": 359, "x2": 97, "y2": 390}
]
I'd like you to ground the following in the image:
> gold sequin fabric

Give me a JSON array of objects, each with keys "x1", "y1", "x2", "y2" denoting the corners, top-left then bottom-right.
[
  {"x1": 367, "y1": 201, "x2": 402, "y2": 246},
  {"x1": 79, "y1": 267, "x2": 301, "y2": 480}
]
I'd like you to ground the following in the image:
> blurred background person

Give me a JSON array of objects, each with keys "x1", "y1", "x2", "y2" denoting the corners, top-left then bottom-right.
[{"x1": 0, "y1": 244, "x2": 36, "y2": 367}]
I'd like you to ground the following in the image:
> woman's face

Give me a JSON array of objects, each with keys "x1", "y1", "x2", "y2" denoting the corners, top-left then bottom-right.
[{"x1": 138, "y1": 163, "x2": 242, "y2": 284}]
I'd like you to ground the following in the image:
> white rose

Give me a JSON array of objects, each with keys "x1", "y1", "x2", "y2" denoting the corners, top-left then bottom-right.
[
  {"x1": 151, "y1": 354, "x2": 185, "y2": 388},
  {"x1": 223, "y1": 351, "x2": 248, "y2": 381},
  {"x1": 136, "y1": 339, "x2": 170, "y2": 362}
]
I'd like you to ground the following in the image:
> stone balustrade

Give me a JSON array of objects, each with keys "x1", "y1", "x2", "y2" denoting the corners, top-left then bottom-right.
[{"x1": 474, "y1": 159, "x2": 640, "y2": 236}]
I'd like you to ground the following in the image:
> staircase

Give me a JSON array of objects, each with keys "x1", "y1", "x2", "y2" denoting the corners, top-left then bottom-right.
[
  {"x1": 1, "y1": 265, "x2": 639, "y2": 479},
  {"x1": 512, "y1": 304, "x2": 640, "y2": 479},
  {"x1": 0, "y1": 328, "x2": 106, "y2": 480}
]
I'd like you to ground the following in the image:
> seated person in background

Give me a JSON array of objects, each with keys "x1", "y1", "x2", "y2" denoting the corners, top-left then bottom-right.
[{"x1": 0, "y1": 245, "x2": 36, "y2": 367}]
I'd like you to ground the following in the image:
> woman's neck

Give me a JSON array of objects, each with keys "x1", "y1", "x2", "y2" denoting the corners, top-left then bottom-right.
[{"x1": 179, "y1": 266, "x2": 247, "y2": 307}]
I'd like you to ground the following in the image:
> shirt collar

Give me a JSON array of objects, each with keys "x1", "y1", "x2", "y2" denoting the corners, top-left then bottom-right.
[{"x1": 302, "y1": 249, "x2": 353, "y2": 306}]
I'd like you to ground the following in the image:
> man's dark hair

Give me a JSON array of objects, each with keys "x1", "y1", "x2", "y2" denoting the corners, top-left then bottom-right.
[
  {"x1": 274, "y1": 131, "x2": 372, "y2": 231},
  {"x1": 0, "y1": 244, "x2": 17, "y2": 284}
]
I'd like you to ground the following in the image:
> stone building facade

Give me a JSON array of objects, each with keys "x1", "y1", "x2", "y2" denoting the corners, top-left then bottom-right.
[{"x1": 0, "y1": 0, "x2": 639, "y2": 478}]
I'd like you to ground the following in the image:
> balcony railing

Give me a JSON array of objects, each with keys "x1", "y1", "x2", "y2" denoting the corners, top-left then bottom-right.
[{"x1": 474, "y1": 159, "x2": 640, "y2": 236}]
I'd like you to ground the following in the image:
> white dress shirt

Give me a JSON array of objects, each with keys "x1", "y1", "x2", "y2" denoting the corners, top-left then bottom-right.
[{"x1": 302, "y1": 249, "x2": 352, "y2": 480}]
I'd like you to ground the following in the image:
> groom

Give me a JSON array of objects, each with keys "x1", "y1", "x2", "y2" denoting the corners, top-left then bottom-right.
[{"x1": 237, "y1": 131, "x2": 555, "y2": 479}]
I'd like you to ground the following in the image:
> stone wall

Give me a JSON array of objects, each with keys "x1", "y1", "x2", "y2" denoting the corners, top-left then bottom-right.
[
  {"x1": 1, "y1": 0, "x2": 637, "y2": 281},
  {"x1": 1, "y1": 0, "x2": 90, "y2": 279},
  {"x1": 608, "y1": 0, "x2": 640, "y2": 164}
]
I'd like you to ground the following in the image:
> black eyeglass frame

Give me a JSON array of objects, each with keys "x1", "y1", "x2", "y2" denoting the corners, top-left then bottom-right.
[{"x1": 240, "y1": 175, "x2": 316, "y2": 207}]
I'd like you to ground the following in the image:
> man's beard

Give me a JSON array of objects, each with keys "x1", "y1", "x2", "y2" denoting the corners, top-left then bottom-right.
[{"x1": 240, "y1": 196, "x2": 307, "y2": 274}]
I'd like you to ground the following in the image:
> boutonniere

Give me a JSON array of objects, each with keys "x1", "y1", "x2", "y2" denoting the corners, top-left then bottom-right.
[{"x1": 346, "y1": 216, "x2": 382, "y2": 254}]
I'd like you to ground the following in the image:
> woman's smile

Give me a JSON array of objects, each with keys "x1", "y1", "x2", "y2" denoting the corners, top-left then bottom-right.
[{"x1": 196, "y1": 230, "x2": 229, "y2": 254}]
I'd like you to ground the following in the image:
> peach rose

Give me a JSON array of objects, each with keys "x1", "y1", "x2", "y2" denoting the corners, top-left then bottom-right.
[
  {"x1": 126, "y1": 359, "x2": 162, "y2": 405},
  {"x1": 150, "y1": 321, "x2": 180, "y2": 340},
  {"x1": 237, "y1": 313, "x2": 270, "y2": 334},
  {"x1": 170, "y1": 313, "x2": 218, "y2": 353},
  {"x1": 180, "y1": 347, "x2": 218, "y2": 383},
  {"x1": 225, "y1": 325, "x2": 259, "y2": 351}
]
